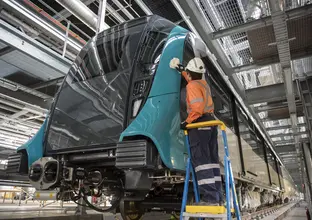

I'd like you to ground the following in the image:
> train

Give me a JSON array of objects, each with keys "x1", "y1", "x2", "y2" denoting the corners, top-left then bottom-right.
[{"x1": 7, "y1": 15, "x2": 298, "y2": 219}]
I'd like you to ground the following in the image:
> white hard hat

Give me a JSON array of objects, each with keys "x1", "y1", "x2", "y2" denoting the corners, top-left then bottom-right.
[{"x1": 185, "y1": 57, "x2": 206, "y2": 74}]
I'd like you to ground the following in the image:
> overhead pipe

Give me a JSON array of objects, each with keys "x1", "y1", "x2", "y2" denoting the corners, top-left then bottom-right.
[
  {"x1": 0, "y1": 94, "x2": 47, "y2": 116},
  {"x1": 0, "y1": 134, "x2": 28, "y2": 143},
  {"x1": 134, "y1": 0, "x2": 152, "y2": 15},
  {"x1": 0, "y1": 9, "x2": 77, "y2": 58},
  {"x1": 36, "y1": 0, "x2": 91, "y2": 40},
  {"x1": 0, "y1": 9, "x2": 67, "y2": 60},
  {"x1": 54, "y1": 0, "x2": 96, "y2": 22},
  {"x1": 1, "y1": 123, "x2": 38, "y2": 134},
  {"x1": 0, "y1": 129, "x2": 31, "y2": 140},
  {"x1": 22, "y1": 0, "x2": 86, "y2": 45},
  {"x1": 0, "y1": 125, "x2": 34, "y2": 136},
  {"x1": 56, "y1": 0, "x2": 109, "y2": 32},
  {"x1": 0, "y1": 113, "x2": 41, "y2": 129},
  {"x1": 0, "y1": 77, "x2": 51, "y2": 100},
  {"x1": 0, "y1": 140, "x2": 23, "y2": 147},
  {"x1": 0, "y1": 144, "x2": 18, "y2": 150},
  {"x1": 0, "y1": 9, "x2": 73, "y2": 60},
  {"x1": 0, "y1": 9, "x2": 39, "y2": 37},
  {"x1": 30, "y1": 77, "x2": 64, "y2": 90},
  {"x1": 2, "y1": 0, "x2": 84, "y2": 52}
]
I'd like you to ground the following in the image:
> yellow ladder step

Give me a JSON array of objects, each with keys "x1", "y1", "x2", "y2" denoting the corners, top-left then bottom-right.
[{"x1": 186, "y1": 205, "x2": 234, "y2": 214}]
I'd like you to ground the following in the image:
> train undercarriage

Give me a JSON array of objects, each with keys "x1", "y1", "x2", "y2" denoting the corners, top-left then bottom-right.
[{"x1": 27, "y1": 150, "x2": 285, "y2": 219}]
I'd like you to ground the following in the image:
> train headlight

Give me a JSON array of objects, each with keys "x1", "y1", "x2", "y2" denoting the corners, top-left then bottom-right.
[
  {"x1": 133, "y1": 80, "x2": 148, "y2": 97},
  {"x1": 131, "y1": 80, "x2": 150, "y2": 118},
  {"x1": 132, "y1": 99, "x2": 143, "y2": 117}
]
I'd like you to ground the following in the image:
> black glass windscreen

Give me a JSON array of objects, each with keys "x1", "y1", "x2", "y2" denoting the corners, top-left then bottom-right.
[
  {"x1": 45, "y1": 16, "x2": 176, "y2": 153},
  {"x1": 45, "y1": 22, "x2": 146, "y2": 152}
]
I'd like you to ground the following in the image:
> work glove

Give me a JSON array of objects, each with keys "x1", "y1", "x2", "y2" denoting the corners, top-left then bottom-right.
[
  {"x1": 170, "y1": 58, "x2": 185, "y2": 72},
  {"x1": 180, "y1": 121, "x2": 188, "y2": 130}
]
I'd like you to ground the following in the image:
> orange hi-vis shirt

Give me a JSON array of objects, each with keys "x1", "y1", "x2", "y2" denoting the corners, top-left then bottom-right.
[{"x1": 182, "y1": 71, "x2": 214, "y2": 124}]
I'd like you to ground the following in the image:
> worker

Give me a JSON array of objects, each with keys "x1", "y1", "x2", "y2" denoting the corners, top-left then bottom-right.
[{"x1": 170, "y1": 57, "x2": 221, "y2": 206}]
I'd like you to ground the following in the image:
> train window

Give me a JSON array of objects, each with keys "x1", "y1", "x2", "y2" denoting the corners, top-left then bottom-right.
[
  {"x1": 211, "y1": 83, "x2": 234, "y2": 131},
  {"x1": 277, "y1": 162, "x2": 284, "y2": 189},
  {"x1": 254, "y1": 134, "x2": 270, "y2": 184},
  {"x1": 137, "y1": 18, "x2": 175, "y2": 77},
  {"x1": 237, "y1": 106, "x2": 257, "y2": 148},
  {"x1": 138, "y1": 31, "x2": 168, "y2": 76},
  {"x1": 266, "y1": 147, "x2": 279, "y2": 186}
]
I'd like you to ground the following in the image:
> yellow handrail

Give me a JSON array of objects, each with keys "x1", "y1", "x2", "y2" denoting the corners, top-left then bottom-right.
[{"x1": 185, "y1": 120, "x2": 226, "y2": 135}]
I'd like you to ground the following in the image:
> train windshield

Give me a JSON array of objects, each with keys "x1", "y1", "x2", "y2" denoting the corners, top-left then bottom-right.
[{"x1": 44, "y1": 17, "x2": 175, "y2": 153}]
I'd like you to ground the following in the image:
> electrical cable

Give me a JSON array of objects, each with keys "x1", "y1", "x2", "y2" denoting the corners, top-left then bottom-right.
[{"x1": 80, "y1": 187, "x2": 121, "y2": 212}]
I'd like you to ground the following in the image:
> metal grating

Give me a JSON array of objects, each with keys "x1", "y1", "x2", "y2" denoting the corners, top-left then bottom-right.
[
  {"x1": 284, "y1": 0, "x2": 311, "y2": 10},
  {"x1": 292, "y1": 56, "x2": 312, "y2": 78},
  {"x1": 1, "y1": 51, "x2": 65, "y2": 80},
  {"x1": 236, "y1": 64, "x2": 283, "y2": 89},
  {"x1": 212, "y1": 0, "x2": 245, "y2": 28},
  {"x1": 247, "y1": 14, "x2": 312, "y2": 64},
  {"x1": 195, "y1": 0, "x2": 311, "y2": 188},
  {"x1": 142, "y1": 0, "x2": 183, "y2": 23}
]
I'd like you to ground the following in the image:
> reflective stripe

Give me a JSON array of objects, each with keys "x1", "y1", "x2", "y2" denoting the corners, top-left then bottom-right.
[
  {"x1": 215, "y1": 176, "x2": 222, "y2": 181},
  {"x1": 198, "y1": 176, "x2": 222, "y2": 185},
  {"x1": 192, "y1": 80, "x2": 213, "y2": 113},
  {"x1": 204, "y1": 105, "x2": 214, "y2": 111},
  {"x1": 190, "y1": 97, "x2": 204, "y2": 104},
  {"x1": 195, "y1": 164, "x2": 220, "y2": 172},
  {"x1": 198, "y1": 127, "x2": 211, "y2": 130},
  {"x1": 198, "y1": 178, "x2": 215, "y2": 185}
]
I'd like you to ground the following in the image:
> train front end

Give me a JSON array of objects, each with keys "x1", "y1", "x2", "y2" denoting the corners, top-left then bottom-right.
[{"x1": 7, "y1": 15, "x2": 190, "y2": 213}]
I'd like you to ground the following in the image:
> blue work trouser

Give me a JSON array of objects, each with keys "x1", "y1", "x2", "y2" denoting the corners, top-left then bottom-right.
[{"x1": 188, "y1": 114, "x2": 222, "y2": 203}]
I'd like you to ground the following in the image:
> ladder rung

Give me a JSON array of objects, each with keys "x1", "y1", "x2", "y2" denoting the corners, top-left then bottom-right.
[
  {"x1": 302, "y1": 90, "x2": 310, "y2": 94},
  {"x1": 185, "y1": 205, "x2": 231, "y2": 214},
  {"x1": 183, "y1": 212, "x2": 227, "y2": 219}
]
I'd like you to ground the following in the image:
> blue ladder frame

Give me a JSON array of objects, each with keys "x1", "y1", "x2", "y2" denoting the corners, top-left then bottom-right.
[{"x1": 179, "y1": 120, "x2": 241, "y2": 220}]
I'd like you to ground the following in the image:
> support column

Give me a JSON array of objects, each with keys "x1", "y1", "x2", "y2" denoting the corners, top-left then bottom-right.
[
  {"x1": 303, "y1": 142, "x2": 312, "y2": 208},
  {"x1": 97, "y1": 0, "x2": 107, "y2": 34}
]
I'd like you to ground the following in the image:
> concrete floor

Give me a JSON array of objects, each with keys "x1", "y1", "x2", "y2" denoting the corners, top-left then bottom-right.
[
  {"x1": 0, "y1": 203, "x2": 173, "y2": 220},
  {"x1": 284, "y1": 205, "x2": 308, "y2": 220}
]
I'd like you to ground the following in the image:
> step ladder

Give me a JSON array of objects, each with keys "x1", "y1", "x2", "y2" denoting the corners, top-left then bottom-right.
[{"x1": 180, "y1": 120, "x2": 241, "y2": 220}]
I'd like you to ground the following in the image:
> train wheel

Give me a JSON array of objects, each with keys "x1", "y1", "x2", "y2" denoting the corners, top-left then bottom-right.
[{"x1": 119, "y1": 200, "x2": 144, "y2": 220}]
